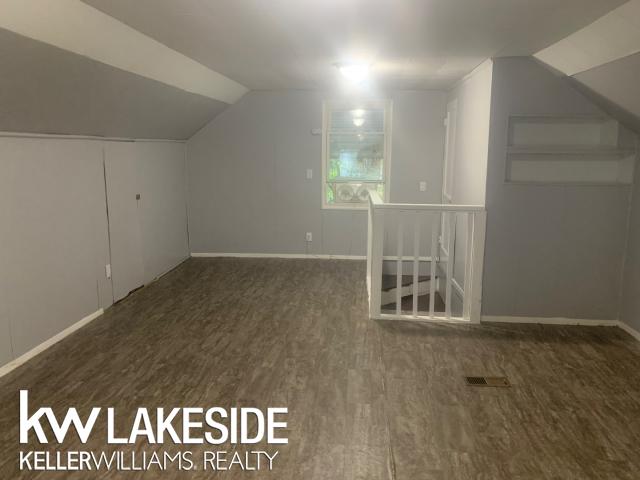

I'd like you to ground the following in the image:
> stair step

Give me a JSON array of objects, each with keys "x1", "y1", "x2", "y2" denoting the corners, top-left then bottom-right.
[
  {"x1": 381, "y1": 274, "x2": 431, "y2": 292},
  {"x1": 381, "y1": 292, "x2": 446, "y2": 314}
]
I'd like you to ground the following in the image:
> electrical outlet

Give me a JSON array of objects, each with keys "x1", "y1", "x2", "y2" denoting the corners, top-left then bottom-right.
[
  {"x1": 305, "y1": 232, "x2": 313, "y2": 242},
  {"x1": 306, "y1": 169, "x2": 313, "y2": 179},
  {"x1": 419, "y1": 181, "x2": 427, "y2": 192},
  {"x1": 105, "y1": 264, "x2": 112, "y2": 279}
]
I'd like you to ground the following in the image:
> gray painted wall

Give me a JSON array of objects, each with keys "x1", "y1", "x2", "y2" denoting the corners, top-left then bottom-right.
[
  {"x1": 0, "y1": 136, "x2": 189, "y2": 367},
  {"x1": 483, "y1": 57, "x2": 632, "y2": 319},
  {"x1": 620, "y1": 162, "x2": 640, "y2": 332},
  {"x1": 572, "y1": 52, "x2": 640, "y2": 133},
  {"x1": 186, "y1": 90, "x2": 447, "y2": 256},
  {"x1": 0, "y1": 137, "x2": 113, "y2": 359},
  {"x1": 0, "y1": 28, "x2": 228, "y2": 140}
]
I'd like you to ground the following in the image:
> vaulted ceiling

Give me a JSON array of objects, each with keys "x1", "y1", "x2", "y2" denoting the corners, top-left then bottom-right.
[{"x1": 0, "y1": 0, "x2": 631, "y2": 139}]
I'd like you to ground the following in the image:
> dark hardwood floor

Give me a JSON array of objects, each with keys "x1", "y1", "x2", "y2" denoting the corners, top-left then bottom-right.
[{"x1": 1, "y1": 258, "x2": 639, "y2": 479}]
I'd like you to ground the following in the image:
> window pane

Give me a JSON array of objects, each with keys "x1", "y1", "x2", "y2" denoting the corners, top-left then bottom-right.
[
  {"x1": 330, "y1": 108, "x2": 385, "y2": 132},
  {"x1": 328, "y1": 133, "x2": 384, "y2": 182},
  {"x1": 323, "y1": 101, "x2": 389, "y2": 207}
]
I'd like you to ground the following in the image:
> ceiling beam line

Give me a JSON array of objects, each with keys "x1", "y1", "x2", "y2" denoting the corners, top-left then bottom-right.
[{"x1": 0, "y1": 0, "x2": 248, "y2": 104}]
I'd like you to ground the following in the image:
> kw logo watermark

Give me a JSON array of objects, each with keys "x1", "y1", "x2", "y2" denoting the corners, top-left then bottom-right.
[{"x1": 18, "y1": 390, "x2": 287, "y2": 472}]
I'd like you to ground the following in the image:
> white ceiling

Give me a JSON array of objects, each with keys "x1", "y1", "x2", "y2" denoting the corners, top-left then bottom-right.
[
  {"x1": 535, "y1": 0, "x2": 640, "y2": 76},
  {"x1": 83, "y1": 0, "x2": 627, "y2": 90}
]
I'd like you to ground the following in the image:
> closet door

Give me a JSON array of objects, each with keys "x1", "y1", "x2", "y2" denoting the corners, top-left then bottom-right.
[{"x1": 104, "y1": 142, "x2": 144, "y2": 302}]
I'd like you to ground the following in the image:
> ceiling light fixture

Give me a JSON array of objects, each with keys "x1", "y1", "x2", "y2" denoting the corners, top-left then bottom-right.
[{"x1": 337, "y1": 63, "x2": 370, "y2": 84}]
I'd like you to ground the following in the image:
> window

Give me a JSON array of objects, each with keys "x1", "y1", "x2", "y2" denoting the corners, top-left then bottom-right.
[{"x1": 322, "y1": 100, "x2": 392, "y2": 208}]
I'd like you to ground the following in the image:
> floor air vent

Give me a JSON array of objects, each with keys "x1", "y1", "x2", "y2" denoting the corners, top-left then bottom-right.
[{"x1": 465, "y1": 376, "x2": 510, "y2": 387}]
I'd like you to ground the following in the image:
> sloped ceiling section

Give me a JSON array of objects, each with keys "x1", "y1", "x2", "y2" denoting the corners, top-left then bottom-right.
[
  {"x1": 571, "y1": 52, "x2": 640, "y2": 133},
  {"x1": 0, "y1": 29, "x2": 227, "y2": 140},
  {"x1": 0, "y1": 0, "x2": 248, "y2": 139},
  {"x1": 535, "y1": 0, "x2": 640, "y2": 133}
]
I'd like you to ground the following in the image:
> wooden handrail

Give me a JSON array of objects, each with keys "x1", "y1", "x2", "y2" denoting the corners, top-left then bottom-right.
[
  {"x1": 374, "y1": 203, "x2": 485, "y2": 212},
  {"x1": 367, "y1": 189, "x2": 484, "y2": 212},
  {"x1": 368, "y1": 189, "x2": 384, "y2": 206}
]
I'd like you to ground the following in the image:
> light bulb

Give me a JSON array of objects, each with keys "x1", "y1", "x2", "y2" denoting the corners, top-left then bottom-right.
[{"x1": 337, "y1": 63, "x2": 370, "y2": 84}]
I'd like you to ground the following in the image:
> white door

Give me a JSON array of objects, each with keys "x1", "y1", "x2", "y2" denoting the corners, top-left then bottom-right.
[
  {"x1": 441, "y1": 100, "x2": 458, "y2": 256},
  {"x1": 440, "y1": 100, "x2": 466, "y2": 307},
  {"x1": 442, "y1": 99, "x2": 457, "y2": 205},
  {"x1": 104, "y1": 142, "x2": 145, "y2": 302}
]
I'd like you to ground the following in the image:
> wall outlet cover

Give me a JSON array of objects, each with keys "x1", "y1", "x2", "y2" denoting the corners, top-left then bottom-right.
[{"x1": 305, "y1": 232, "x2": 313, "y2": 242}]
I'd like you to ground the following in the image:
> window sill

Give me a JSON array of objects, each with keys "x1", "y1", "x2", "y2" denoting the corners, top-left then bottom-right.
[{"x1": 322, "y1": 203, "x2": 369, "y2": 211}]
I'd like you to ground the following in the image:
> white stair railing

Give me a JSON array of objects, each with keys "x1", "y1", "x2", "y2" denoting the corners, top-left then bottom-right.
[{"x1": 366, "y1": 190, "x2": 486, "y2": 323}]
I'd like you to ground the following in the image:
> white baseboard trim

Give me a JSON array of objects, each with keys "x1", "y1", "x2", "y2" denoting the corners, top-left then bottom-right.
[
  {"x1": 483, "y1": 315, "x2": 640, "y2": 342},
  {"x1": 0, "y1": 308, "x2": 104, "y2": 378},
  {"x1": 382, "y1": 256, "x2": 434, "y2": 262},
  {"x1": 482, "y1": 315, "x2": 618, "y2": 327},
  {"x1": 191, "y1": 252, "x2": 366, "y2": 260},
  {"x1": 616, "y1": 320, "x2": 640, "y2": 341},
  {"x1": 191, "y1": 253, "x2": 442, "y2": 262}
]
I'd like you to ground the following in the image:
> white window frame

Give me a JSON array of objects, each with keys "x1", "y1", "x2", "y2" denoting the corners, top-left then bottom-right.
[{"x1": 321, "y1": 99, "x2": 392, "y2": 210}]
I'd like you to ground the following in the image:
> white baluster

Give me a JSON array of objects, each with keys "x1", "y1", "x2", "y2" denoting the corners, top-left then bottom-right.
[
  {"x1": 412, "y1": 212, "x2": 420, "y2": 316},
  {"x1": 396, "y1": 213, "x2": 404, "y2": 315},
  {"x1": 429, "y1": 214, "x2": 438, "y2": 318},
  {"x1": 469, "y1": 211, "x2": 487, "y2": 323},
  {"x1": 462, "y1": 212, "x2": 473, "y2": 320},
  {"x1": 368, "y1": 192, "x2": 384, "y2": 318},
  {"x1": 445, "y1": 211, "x2": 457, "y2": 319}
]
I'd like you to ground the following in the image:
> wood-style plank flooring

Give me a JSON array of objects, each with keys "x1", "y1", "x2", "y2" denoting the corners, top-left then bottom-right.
[{"x1": 1, "y1": 258, "x2": 639, "y2": 479}]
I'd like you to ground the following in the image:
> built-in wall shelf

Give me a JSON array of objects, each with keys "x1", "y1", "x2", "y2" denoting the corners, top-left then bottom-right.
[
  {"x1": 506, "y1": 146, "x2": 636, "y2": 156},
  {"x1": 506, "y1": 115, "x2": 637, "y2": 185}
]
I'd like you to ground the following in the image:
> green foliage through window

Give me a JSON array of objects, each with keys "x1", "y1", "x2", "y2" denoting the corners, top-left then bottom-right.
[{"x1": 323, "y1": 101, "x2": 390, "y2": 206}]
